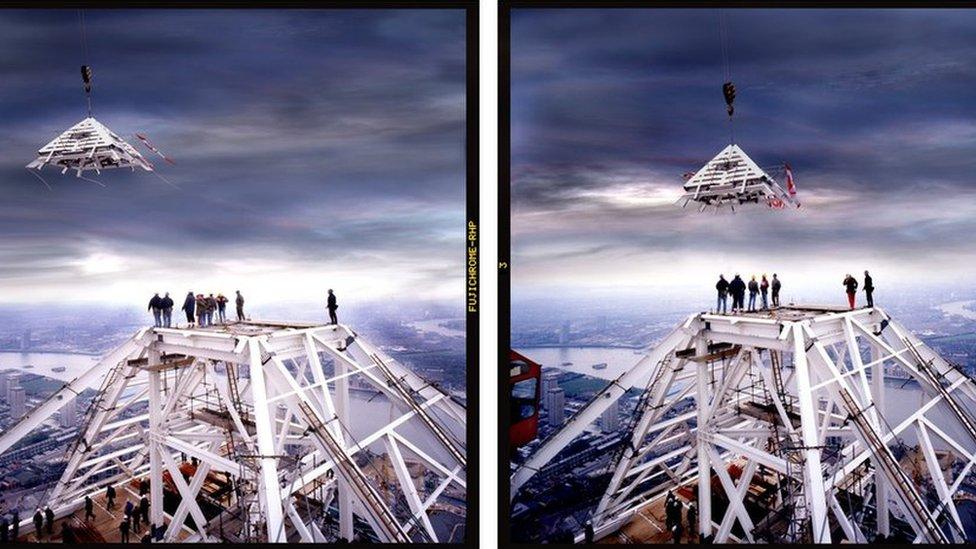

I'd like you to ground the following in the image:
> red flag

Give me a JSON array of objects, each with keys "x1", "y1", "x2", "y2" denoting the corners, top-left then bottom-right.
[
  {"x1": 784, "y1": 163, "x2": 796, "y2": 196},
  {"x1": 135, "y1": 133, "x2": 176, "y2": 165}
]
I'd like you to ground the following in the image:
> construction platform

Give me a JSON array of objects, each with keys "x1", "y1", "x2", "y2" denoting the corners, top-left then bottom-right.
[
  {"x1": 513, "y1": 304, "x2": 976, "y2": 544},
  {"x1": 1, "y1": 319, "x2": 467, "y2": 543}
]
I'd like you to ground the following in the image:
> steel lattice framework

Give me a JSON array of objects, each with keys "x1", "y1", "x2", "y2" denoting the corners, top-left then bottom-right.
[
  {"x1": 512, "y1": 306, "x2": 976, "y2": 544},
  {"x1": 0, "y1": 321, "x2": 466, "y2": 543}
]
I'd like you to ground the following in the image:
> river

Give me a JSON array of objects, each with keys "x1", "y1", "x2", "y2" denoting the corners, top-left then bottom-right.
[{"x1": 0, "y1": 351, "x2": 102, "y2": 382}]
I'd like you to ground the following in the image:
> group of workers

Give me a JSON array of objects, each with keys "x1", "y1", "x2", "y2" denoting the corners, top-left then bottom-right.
[
  {"x1": 148, "y1": 289, "x2": 340, "y2": 328},
  {"x1": 147, "y1": 291, "x2": 245, "y2": 328},
  {"x1": 664, "y1": 491, "x2": 697, "y2": 544},
  {"x1": 714, "y1": 270, "x2": 876, "y2": 313},
  {"x1": 714, "y1": 273, "x2": 781, "y2": 314}
]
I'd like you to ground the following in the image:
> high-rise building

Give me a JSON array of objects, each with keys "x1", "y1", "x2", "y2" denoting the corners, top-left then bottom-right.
[
  {"x1": 20, "y1": 329, "x2": 31, "y2": 350},
  {"x1": 541, "y1": 371, "x2": 560, "y2": 410},
  {"x1": 546, "y1": 387, "x2": 565, "y2": 427},
  {"x1": 596, "y1": 315, "x2": 608, "y2": 333},
  {"x1": 600, "y1": 398, "x2": 620, "y2": 433},
  {"x1": 9, "y1": 385, "x2": 26, "y2": 420},
  {"x1": 60, "y1": 397, "x2": 77, "y2": 428},
  {"x1": 559, "y1": 321, "x2": 570, "y2": 344},
  {"x1": 0, "y1": 371, "x2": 8, "y2": 402}
]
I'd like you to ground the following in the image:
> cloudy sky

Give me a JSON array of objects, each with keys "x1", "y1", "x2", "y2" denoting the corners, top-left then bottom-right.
[
  {"x1": 511, "y1": 9, "x2": 976, "y2": 301},
  {"x1": 0, "y1": 9, "x2": 465, "y2": 307}
]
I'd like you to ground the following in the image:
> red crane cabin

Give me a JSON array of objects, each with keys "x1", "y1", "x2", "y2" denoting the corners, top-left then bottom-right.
[{"x1": 509, "y1": 350, "x2": 541, "y2": 449}]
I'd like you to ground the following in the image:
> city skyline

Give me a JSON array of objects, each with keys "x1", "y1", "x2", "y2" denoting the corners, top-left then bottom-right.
[
  {"x1": 0, "y1": 9, "x2": 466, "y2": 305},
  {"x1": 511, "y1": 9, "x2": 976, "y2": 297}
]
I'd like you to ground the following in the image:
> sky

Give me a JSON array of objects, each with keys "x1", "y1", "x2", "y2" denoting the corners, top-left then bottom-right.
[
  {"x1": 511, "y1": 9, "x2": 976, "y2": 302},
  {"x1": 0, "y1": 9, "x2": 466, "y2": 308}
]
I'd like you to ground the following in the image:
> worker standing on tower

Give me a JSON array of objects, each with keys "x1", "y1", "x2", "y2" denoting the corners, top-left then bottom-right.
[
  {"x1": 843, "y1": 274, "x2": 859, "y2": 309},
  {"x1": 160, "y1": 292, "x2": 174, "y2": 328},
  {"x1": 729, "y1": 274, "x2": 746, "y2": 313},
  {"x1": 863, "y1": 270, "x2": 874, "y2": 307},
  {"x1": 235, "y1": 291, "x2": 245, "y2": 321},
  {"x1": 147, "y1": 293, "x2": 162, "y2": 327},
  {"x1": 182, "y1": 291, "x2": 195, "y2": 326},
  {"x1": 327, "y1": 289, "x2": 338, "y2": 325},
  {"x1": 747, "y1": 276, "x2": 759, "y2": 312},
  {"x1": 771, "y1": 274, "x2": 782, "y2": 307},
  {"x1": 715, "y1": 274, "x2": 729, "y2": 314},
  {"x1": 216, "y1": 294, "x2": 228, "y2": 323}
]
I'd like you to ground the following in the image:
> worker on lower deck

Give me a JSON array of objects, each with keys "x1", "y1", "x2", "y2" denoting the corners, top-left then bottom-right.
[
  {"x1": 843, "y1": 274, "x2": 859, "y2": 309},
  {"x1": 686, "y1": 500, "x2": 697, "y2": 542},
  {"x1": 160, "y1": 292, "x2": 174, "y2": 328},
  {"x1": 182, "y1": 291, "x2": 195, "y2": 327},
  {"x1": 147, "y1": 293, "x2": 162, "y2": 327},
  {"x1": 715, "y1": 275, "x2": 729, "y2": 314},
  {"x1": 864, "y1": 270, "x2": 875, "y2": 307},
  {"x1": 119, "y1": 518, "x2": 130, "y2": 544},
  {"x1": 44, "y1": 506, "x2": 53, "y2": 535},
  {"x1": 729, "y1": 274, "x2": 746, "y2": 313},
  {"x1": 747, "y1": 276, "x2": 759, "y2": 312},
  {"x1": 84, "y1": 495, "x2": 94, "y2": 521},
  {"x1": 760, "y1": 274, "x2": 769, "y2": 310},
  {"x1": 106, "y1": 484, "x2": 116, "y2": 509},
  {"x1": 327, "y1": 289, "x2": 338, "y2": 325},
  {"x1": 771, "y1": 274, "x2": 781, "y2": 307},
  {"x1": 32, "y1": 509, "x2": 42, "y2": 541}
]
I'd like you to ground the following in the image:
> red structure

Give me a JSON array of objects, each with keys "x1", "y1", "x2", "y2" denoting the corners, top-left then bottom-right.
[{"x1": 509, "y1": 350, "x2": 541, "y2": 449}]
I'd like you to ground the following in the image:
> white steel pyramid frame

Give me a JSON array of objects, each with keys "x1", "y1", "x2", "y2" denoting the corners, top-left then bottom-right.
[
  {"x1": 679, "y1": 144, "x2": 797, "y2": 211},
  {"x1": 512, "y1": 306, "x2": 976, "y2": 544},
  {"x1": 26, "y1": 117, "x2": 153, "y2": 176},
  {"x1": 0, "y1": 321, "x2": 466, "y2": 543}
]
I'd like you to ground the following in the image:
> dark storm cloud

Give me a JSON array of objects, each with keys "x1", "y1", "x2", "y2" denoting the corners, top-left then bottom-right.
[
  {"x1": 0, "y1": 9, "x2": 465, "y2": 303},
  {"x1": 511, "y1": 9, "x2": 976, "y2": 290}
]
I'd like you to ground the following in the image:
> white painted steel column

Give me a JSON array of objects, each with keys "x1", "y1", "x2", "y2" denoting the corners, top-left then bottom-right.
[
  {"x1": 695, "y1": 336, "x2": 712, "y2": 540},
  {"x1": 792, "y1": 324, "x2": 831, "y2": 543},
  {"x1": 247, "y1": 339, "x2": 286, "y2": 542},
  {"x1": 148, "y1": 345, "x2": 165, "y2": 530},
  {"x1": 870, "y1": 341, "x2": 890, "y2": 537}
]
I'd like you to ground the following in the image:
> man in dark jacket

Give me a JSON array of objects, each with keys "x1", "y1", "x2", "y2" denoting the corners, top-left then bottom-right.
[
  {"x1": 160, "y1": 293, "x2": 174, "y2": 328},
  {"x1": 715, "y1": 275, "x2": 730, "y2": 314},
  {"x1": 44, "y1": 506, "x2": 54, "y2": 535},
  {"x1": 843, "y1": 274, "x2": 859, "y2": 309},
  {"x1": 119, "y1": 518, "x2": 130, "y2": 543},
  {"x1": 11, "y1": 509, "x2": 19, "y2": 541},
  {"x1": 147, "y1": 293, "x2": 162, "y2": 327},
  {"x1": 729, "y1": 275, "x2": 746, "y2": 313},
  {"x1": 771, "y1": 274, "x2": 782, "y2": 307},
  {"x1": 235, "y1": 291, "x2": 245, "y2": 321},
  {"x1": 106, "y1": 484, "x2": 117, "y2": 509},
  {"x1": 84, "y1": 495, "x2": 95, "y2": 521},
  {"x1": 1, "y1": 515, "x2": 9, "y2": 543},
  {"x1": 139, "y1": 496, "x2": 149, "y2": 525},
  {"x1": 747, "y1": 276, "x2": 760, "y2": 312},
  {"x1": 33, "y1": 509, "x2": 43, "y2": 541},
  {"x1": 181, "y1": 291, "x2": 195, "y2": 326},
  {"x1": 327, "y1": 289, "x2": 338, "y2": 325},
  {"x1": 863, "y1": 270, "x2": 875, "y2": 307}
]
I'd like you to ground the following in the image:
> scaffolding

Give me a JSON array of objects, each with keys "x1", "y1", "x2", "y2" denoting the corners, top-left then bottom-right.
[
  {"x1": 0, "y1": 321, "x2": 466, "y2": 543},
  {"x1": 512, "y1": 305, "x2": 976, "y2": 544}
]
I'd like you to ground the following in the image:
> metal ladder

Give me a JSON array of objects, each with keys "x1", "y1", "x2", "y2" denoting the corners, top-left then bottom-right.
[
  {"x1": 611, "y1": 353, "x2": 675, "y2": 467},
  {"x1": 294, "y1": 398, "x2": 411, "y2": 543},
  {"x1": 369, "y1": 353, "x2": 465, "y2": 467},
  {"x1": 834, "y1": 385, "x2": 947, "y2": 543},
  {"x1": 903, "y1": 338, "x2": 976, "y2": 446},
  {"x1": 64, "y1": 358, "x2": 130, "y2": 458},
  {"x1": 223, "y1": 362, "x2": 261, "y2": 541}
]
